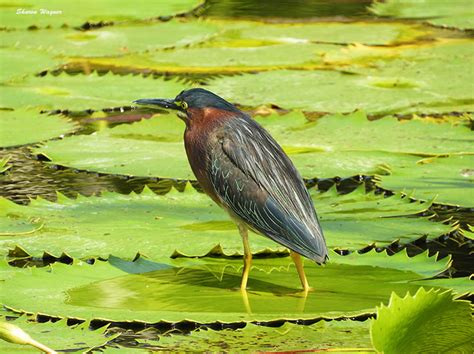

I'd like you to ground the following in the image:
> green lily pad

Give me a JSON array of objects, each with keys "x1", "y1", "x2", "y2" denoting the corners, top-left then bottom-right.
[
  {"x1": 0, "y1": 185, "x2": 453, "y2": 260},
  {"x1": 370, "y1": 288, "x2": 474, "y2": 353},
  {"x1": 1, "y1": 20, "x2": 219, "y2": 56},
  {"x1": 0, "y1": 217, "x2": 43, "y2": 237},
  {"x1": 0, "y1": 109, "x2": 77, "y2": 148},
  {"x1": 0, "y1": 0, "x2": 203, "y2": 29},
  {"x1": 65, "y1": 43, "x2": 338, "y2": 74},
  {"x1": 207, "y1": 40, "x2": 474, "y2": 114},
  {"x1": 60, "y1": 20, "x2": 431, "y2": 74},
  {"x1": 0, "y1": 48, "x2": 61, "y2": 83},
  {"x1": 0, "y1": 72, "x2": 187, "y2": 110},
  {"x1": 0, "y1": 251, "x2": 456, "y2": 323},
  {"x1": 155, "y1": 320, "x2": 372, "y2": 351},
  {"x1": 0, "y1": 316, "x2": 115, "y2": 353},
  {"x1": 256, "y1": 111, "x2": 473, "y2": 156},
  {"x1": 32, "y1": 111, "x2": 472, "y2": 202},
  {"x1": 376, "y1": 155, "x2": 474, "y2": 206},
  {"x1": 412, "y1": 277, "x2": 473, "y2": 296},
  {"x1": 175, "y1": 249, "x2": 452, "y2": 282},
  {"x1": 208, "y1": 67, "x2": 473, "y2": 115},
  {"x1": 34, "y1": 126, "x2": 423, "y2": 178},
  {"x1": 36, "y1": 114, "x2": 194, "y2": 179},
  {"x1": 213, "y1": 19, "x2": 428, "y2": 46},
  {"x1": 369, "y1": 0, "x2": 474, "y2": 30}
]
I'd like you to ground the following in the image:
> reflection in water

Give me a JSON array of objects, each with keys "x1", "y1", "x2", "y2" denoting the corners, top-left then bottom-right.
[
  {"x1": 65, "y1": 261, "x2": 424, "y2": 317},
  {"x1": 0, "y1": 147, "x2": 186, "y2": 204},
  {"x1": 202, "y1": 0, "x2": 372, "y2": 18},
  {"x1": 0, "y1": 146, "x2": 363, "y2": 205}
]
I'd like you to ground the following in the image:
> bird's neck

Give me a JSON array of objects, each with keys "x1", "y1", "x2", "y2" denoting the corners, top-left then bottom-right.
[
  {"x1": 186, "y1": 107, "x2": 234, "y2": 131},
  {"x1": 184, "y1": 107, "x2": 234, "y2": 206}
]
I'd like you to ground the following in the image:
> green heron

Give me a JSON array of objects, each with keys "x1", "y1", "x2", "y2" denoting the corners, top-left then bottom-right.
[{"x1": 134, "y1": 89, "x2": 328, "y2": 291}]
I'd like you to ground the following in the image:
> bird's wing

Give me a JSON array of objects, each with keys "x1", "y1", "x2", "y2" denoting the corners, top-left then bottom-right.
[{"x1": 208, "y1": 115, "x2": 327, "y2": 263}]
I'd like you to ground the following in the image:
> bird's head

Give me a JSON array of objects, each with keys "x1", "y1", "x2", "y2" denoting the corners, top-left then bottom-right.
[{"x1": 133, "y1": 88, "x2": 239, "y2": 124}]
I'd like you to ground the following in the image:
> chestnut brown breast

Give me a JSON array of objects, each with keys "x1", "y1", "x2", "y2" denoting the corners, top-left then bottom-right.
[{"x1": 184, "y1": 107, "x2": 234, "y2": 205}]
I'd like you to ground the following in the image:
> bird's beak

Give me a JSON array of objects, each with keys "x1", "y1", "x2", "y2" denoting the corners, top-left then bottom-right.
[{"x1": 133, "y1": 98, "x2": 180, "y2": 111}]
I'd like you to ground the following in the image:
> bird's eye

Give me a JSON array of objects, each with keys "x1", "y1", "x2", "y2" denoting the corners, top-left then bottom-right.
[{"x1": 180, "y1": 101, "x2": 188, "y2": 110}]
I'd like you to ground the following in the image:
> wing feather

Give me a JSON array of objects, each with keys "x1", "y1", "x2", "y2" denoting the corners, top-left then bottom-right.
[{"x1": 208, "y1": 115, "x2": 328, "y2": 262}]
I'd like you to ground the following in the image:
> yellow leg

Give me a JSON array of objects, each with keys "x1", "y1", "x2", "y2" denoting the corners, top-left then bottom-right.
[
  {"x1": 239, "y1": 224, "x2": 252, "y2": 291},
  {"x1": 290, "y1": 250, "x2": 311, "y2": 292}
]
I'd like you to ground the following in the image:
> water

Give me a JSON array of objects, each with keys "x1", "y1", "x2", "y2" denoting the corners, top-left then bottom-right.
[{"x1": 202, "y1": 0, "x2": 373, "y2": 19}]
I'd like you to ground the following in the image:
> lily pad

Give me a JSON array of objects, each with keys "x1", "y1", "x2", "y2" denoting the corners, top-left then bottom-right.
[
  {"x1": 376, "y1": 155, "x2": 474, "y2": 206},
  {"x1": 33, "y1": 111, "x2": 472, "y2": 198},
  {"x1": 34, "y1": 127, "x2": 423, "y2": 178},
  {"x1": 0, "y1": 316, "x2": 115, "y2": 353},
  {"x1": 65, "y1": 43, "x2": 338, "y2": 74},
  {"x1": 413, "y1": 277, "x2": 473, "y2": 296},
  {"x1": 208, "y1": 67, "x2": 474, "y2": 115},
  {"x1": 0, "y1": 109, "x2": 77, "y2": 148},
  {"x1": 256, "y1": 111, "x2": 473, "y2": 156},
  {"x1": 0, "y1": 218, "x2": 43, "y2": 237},
  {"x1": 36, "y1": 114, "x2": 194, "y2": 179},
  {"x1": 0, "y1": 251, "x2": 456, "y2": 323},
  {"x1": 369, "y1": 0, "x2": 474, "y2": 30},
  {"x1": 0, "y1": 72, "x2": 187, "y2": 110},
  {"x1": 0, "y1": 0, "x2": 203, "y2": 29},
  {"x1": 1, "y1": 20, "x2": 219, "y2": 56},
  {"x1": 213, "y1": 19, "x2": 428, "y2": 46},
  {"x1": 0, "y1": 48, "x2": 61, "y2": 83},
  {"x1": 176, "y1": 249, "x2": 452, "y2": 282},
  {"x1": 155, "y1": 320, "x2": 372, "y2": 351},
  {"x1": 59, "y1": 21, "x2": 432, "y2": 74},
  {"x1": 0, "y1": 185, "x2": 453, "y2": 260},
  {"x1": 370, "y1": 288, "x2": 474, "y2": 353},
  {"x1": 207, "y1": 40, "x2": 474, "y2": 114}
]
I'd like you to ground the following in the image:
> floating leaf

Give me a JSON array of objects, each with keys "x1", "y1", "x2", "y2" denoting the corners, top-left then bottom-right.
[
  {"x1": 33, "y1": 111, "x2": 472, "y2": 196},
  {"x1": 58, "y1": 24, "x2": 442, "y2": 77},
  {"x1": 256, "y1": 111, "x2": 473, "y2": 156},
  {"x1": 173, "y1": 249, "x2": 452, "y2": 285},
  {"x1": 0, "y1": 320, "x2": 57, "y2": 353},
  {"x1": 0, "y1": 72, "x2": 187, "y2": 110},
  {"x1": 1, "y1": 20, "x2": 219, "y2": 56},
  {"x1": 213, "y1": 19, "x2": 428, "y2": 46},
  {"x1": 0, "y1": 185, "x2": 453, "y2": 260},
  {"x1": 324, "y1": 249, "x2": 451, "y2": 279},
  {"x1": 0, "y1": 316, "x2": 116, "y2": 353},
  {"x1": 207, "y1": 40, "x2": 474, "y2": 114},
  {"x1": 0, "y1": 48, "x2": 61, "y2": 83},
  {"x1": 0, "y1": 0, "x2": 203, "y2": 29},
  {"x1": 0, "y1": 251, "x2": 455, "y2": 323},
  {"x1": 376, "y1": 155, "x2": 474, "y2": 206},
  {"x1": 208, "y1": 68, "x2": 473, "y2": 115},
  {"x1": 35, "y1": 114, "x2": 194, "y2": 179},
  {"x1": 0, "y1": 109, "x2": 77, "y2": 148},
  {"x1": 65, "y1": 43, "x2": 337, "y2": 74},
  {"x1": 370, "y1": 288, "x2": 474, "y2": 353},
  {"x1": 34, "y1": 126, "x2": 422, "y2": 178},
  {"x1": 369, "y1": 0, "x2": 474, "y2": 30},
  {"x1": 412, "y1": 277, "x2": 473, "y2": 296},
  {"x1": 155, "y1": 320, "x2": 372, "y2": 351},
  {"x1": 108, "y1": 254, "x2": 172, "y2": 274},
  {"x1": 0, "y1": 217, "x2": 43, "y2": 237}
]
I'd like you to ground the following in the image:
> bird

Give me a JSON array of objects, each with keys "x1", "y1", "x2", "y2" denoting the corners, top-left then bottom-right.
[{"x1": 134, "y1": 88, "x2": 328, "y2": 292}]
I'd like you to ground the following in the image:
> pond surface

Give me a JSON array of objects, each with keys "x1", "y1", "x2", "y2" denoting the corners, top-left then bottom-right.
[
  {"x1": 0, "y1": 0, "x2": 473, "y2": 352},
  {"x1": 202, "y1": 0, "x2": 372, "y2": 18}
]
